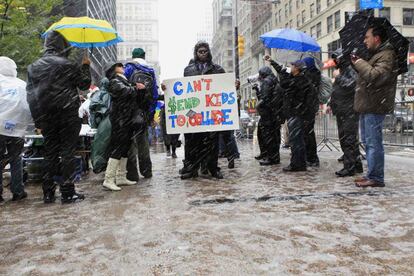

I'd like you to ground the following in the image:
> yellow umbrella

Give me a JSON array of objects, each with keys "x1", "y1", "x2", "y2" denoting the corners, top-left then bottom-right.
[{"x1": 42, "y1": 16, "x2": 123, "y2": 48}]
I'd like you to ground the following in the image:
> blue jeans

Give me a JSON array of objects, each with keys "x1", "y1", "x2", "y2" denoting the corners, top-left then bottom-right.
[
  {"x1": 360, "y1": 114, "x2": 385, "y2": 183},
  {"x1": 0, "y1": 135, "x2": 25, "y2": 196}
]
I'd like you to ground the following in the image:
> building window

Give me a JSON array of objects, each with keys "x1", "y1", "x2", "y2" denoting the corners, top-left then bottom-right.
[
  {"x1": 403, "y1": 9, "x2": 414, "y2": 25},
  {"x1": 296, "y1": 0, "x2": 299, "y2": 9},
  {"x1": 379, "y1": 7, "x2": 391, "y2": 21},
  {"x1": 302, "y1": 10, "x2": 306, "y2": 23},
  {"x1": 289, "y1": 0, "x2": 292, "y2": 14},
  {"x1": 279, "y1": 9, "x2": 282, "y2": 22},
  {"x1": 297, "y1": 14, "x2": 300, "y2": 27},
  {"x1": 327, "y1": 15, "x2": 333, "y2": 33},
  {"x1": 310, "y1": 3, "x2": 314, "y2": 18},
  {"x1": 334, "y1": 10, "x2": 341, "y2": 29},
  {"x1": 311, "y1": 26, "x2": 316, "y2": 38},
  {"x1": 316, "y1": 22, "x2": 321, "y2": 38},
  {"x1": 316, "y1": 0, "x2": 321, "y2": 14},
  {"x1": 285, "y1": 3, "x2": 288, "y2": 18},
  {"x1": 289, "y1": 19, "x2": 293, "y2": 28},
  {"x1": 275, "y1": 11, "x2": 278, "y2": 24},
  {"x1": 327, "y1": 0, "x2": 332, "y2": 6}
]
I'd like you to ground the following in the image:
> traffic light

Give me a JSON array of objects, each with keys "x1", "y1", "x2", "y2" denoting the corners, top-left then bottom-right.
[{"x1": 238, "y1": 35, "x2": 245, "y2": 57}]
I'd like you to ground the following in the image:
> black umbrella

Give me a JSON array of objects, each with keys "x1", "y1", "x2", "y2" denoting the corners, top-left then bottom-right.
[{"x1": 339, "y1": 14, "x2": 410, "y2": 75}]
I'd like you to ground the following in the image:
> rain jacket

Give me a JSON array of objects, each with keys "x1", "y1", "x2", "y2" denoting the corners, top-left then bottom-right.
[
  {"x1": 270, "y1": 60, "x2": 314, "y2": 120},
  {"x1": 108, "y1": 74, "x2": 139, "y2": 129},
  {"x1": 353, "y1": 42, "x2": 398, "y2": 114},
  {"x1": 26, "y1": 31, "x2": 91, "y2": 128},
  {"x1": 330, "y1": 64, "x2": 358, "y2": 115},
  {"x1": 255, "y1": 66, "x2": 284, "y2": 123},
  {"x1": 0, "y1": 57, "x2": 32, "y2": 137},
  {"x1": 184, "y1": 42, "x2": 225, "y2": 77},
  {"x1": 89, "y1": 78, "x2": 111, "y2": 128}
]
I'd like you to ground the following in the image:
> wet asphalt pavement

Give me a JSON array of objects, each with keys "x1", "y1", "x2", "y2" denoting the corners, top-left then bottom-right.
[{"x1": 1, "y1": 140, "x2": 414, "y2": 275}]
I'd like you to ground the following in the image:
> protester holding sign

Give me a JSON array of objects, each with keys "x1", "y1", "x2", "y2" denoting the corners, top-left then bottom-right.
[{"x1": 165, "y1": 41, "x2": 237, "y2": 179}]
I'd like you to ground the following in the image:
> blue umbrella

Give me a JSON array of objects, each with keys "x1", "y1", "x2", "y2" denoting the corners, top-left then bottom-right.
[{"x1": 260, "y1": 28, "x2": 321, "y2": 52}]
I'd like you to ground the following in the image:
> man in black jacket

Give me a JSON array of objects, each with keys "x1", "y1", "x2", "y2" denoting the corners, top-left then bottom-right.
[
  {"x1": 180, "y1": 41, "x2": 225, "y2": 179},
  {"x1": 302, "y1": 57, "x2": 321, "y2": 167},
  {"x1": 330, "y1": 49, "x2": 363, "y2": 177},
  {"x1": 265, "y1": 56, "x2": 314, "y2": 171},
  {"x1": 252, "y1": 66, "x2": 284, "y2": 165},
  {"x1": 27, "y1": 31, "x2": 91, "y2": 203}
]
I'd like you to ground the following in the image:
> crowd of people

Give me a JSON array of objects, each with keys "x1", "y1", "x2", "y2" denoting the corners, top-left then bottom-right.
[{"x1": 0, "y1": 22, "x2": 398, "y2": 204}]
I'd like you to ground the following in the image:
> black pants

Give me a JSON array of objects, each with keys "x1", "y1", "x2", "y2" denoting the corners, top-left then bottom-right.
[
  {"x1": 304, "y1": 116, "x2": 319, "y2": 164},
  {"x1": 337, "y1": 112, "x2": 361, "y2": 170},
  {"x1": 41, "y1": 113, "x2": 81, "y2": 194},
  {"x1": 109, "y1": 121, "x2": 133, "y2": 160},
  {"x1": 258, "y1": 120, "x2": 281, "y2": 161},
  {"x1": 220, "y1": 130, "x2": 239, "y2": 161},
  {"x1": 288, "y1": 116, "x2": 306, "y2": 169},
  {"x1": 184, "y1": 131, "x2": 219, "y2": 173}
]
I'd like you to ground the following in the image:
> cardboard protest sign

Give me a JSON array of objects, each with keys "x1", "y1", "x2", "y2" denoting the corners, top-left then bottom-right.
[{"x1": 163, "y1": 73, "x2": 239, "y2": 134}]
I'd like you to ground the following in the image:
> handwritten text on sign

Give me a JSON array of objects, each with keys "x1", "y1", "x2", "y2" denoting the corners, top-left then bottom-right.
[{"x1": 164, "y1": 73, "x2": 239, "y2": 134}]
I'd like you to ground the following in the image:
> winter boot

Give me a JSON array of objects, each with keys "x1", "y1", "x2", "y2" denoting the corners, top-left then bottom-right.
[
  {"x1": 60, "y1": 183, "x2": 85, "y2": 204},
  {"x1": 116, "y1": 158, "x2": 137, "y2": 186},
  {"x1": 103, "y1": 158, "x2": 121, "y2": 191}
]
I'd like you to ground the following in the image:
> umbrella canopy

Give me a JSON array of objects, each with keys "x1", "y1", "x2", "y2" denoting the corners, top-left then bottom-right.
[
  {"x1": 260, "y1": 28, "x2": 321, "y2": 52},
  {"x1": 339, "y1": 14, "x2": 409, "y2": 75},
  {"x1": 42, "y1": 16, "x2": 123, "y2": 48}
]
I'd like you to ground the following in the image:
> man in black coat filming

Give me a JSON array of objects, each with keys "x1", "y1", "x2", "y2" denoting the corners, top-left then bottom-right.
[
  {"x1": 330, "y1": 48, "x2": 363, "y2": 177},
  {"x1": 27, "y1": 31, "x2": 91, "y2": 204},
  {"x1": 252, "y1": 66, "x2": 284, "y2": 165}
]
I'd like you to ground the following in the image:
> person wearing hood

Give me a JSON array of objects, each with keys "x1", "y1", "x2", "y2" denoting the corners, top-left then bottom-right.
[
  {"x1": 101, "y1": 62, "x2": 146, "y2": 191},
  {"x1": 302, "y1": 57, "x2": 321, "y2": 167},
  {"x1": 351, "y1": 25, "x2": 398, "y2": 187},
  {"x1": 330, "y1": 48, "x2": 363, "y2": 177},
  {"x1": 265, "y1": 56, "x2": 315, "y2": 172},
  {"x1": 0, "y1": 57, "x2": 32, "y2": 202},
  {"x1": 253, "y1": 66, "x2": 284, "y2": 166},
  {"x1": 180, "y1": 41, "x2": 225, "y2": 180},
  {"x1": 124, "y1": 48, "x2": 157, "y2": 180},
  {"x1": 26, "y1": 31, "x2": 91, "y2": 204}
]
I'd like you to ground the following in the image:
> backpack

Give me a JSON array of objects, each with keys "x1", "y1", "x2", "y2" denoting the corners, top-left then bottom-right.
[
  {"x1": 319, "y1": 74, "x2": 333, "y2": 104},
  {"x1": 89, "y1": 89, "x2": 111, "y2": 129}
]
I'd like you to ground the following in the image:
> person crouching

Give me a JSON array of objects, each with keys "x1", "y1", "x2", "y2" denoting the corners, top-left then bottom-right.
[{"x1": 102, "y1": 62, "x2": 146, "y2": 191}]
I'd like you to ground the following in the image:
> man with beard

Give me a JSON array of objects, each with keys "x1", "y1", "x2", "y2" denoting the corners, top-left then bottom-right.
[
  {"x1": 352, "y1": 25, "x2": 398, "y2": 187},
  {"x1": 180, "y1": 41, "x2": 225, "y2": 180},
  {"x1": 330, "y1": 48, "x2": 363, "y2": 177},
  {"x1": 252, "y1": 66, "x2": 284, "y2": 165},
  {"x1": 27, "y1": 31, "x2": 91, "y2": 203}
]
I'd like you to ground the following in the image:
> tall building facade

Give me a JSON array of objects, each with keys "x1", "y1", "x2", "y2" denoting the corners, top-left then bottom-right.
[
  {"x1": 212, "y1": 0, "x2": 234, "y2": 73},
  {"x1": 64, "y1": 0, "x2": 117, "y2": 83},
  {"x1": 116, "y1": 0, "x2": 160, "y2": 75},
  {"x1": 196, "y1": 0, "x2": 214, "y2": 45},
  {"x1": 235, "y1": 0, "x2": 253, "y2": 110}
]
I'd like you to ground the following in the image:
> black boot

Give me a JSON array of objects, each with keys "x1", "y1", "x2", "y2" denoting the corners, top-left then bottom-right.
[
  {"x1": 181, "y1": 170, "x2": 198, "y2": 179},
  {"x1": 228, "y1": 159, "x2": 235, "y2": 169},
  {"x1": 259, "y1": 158, "x2": 280, "y2": 166},
  {"x1": 337, "y1": 155, "x2": 344, "y2": 162},
  {"x1": 12, "y1": 191, "x2": 28, "y2": 201},
  {"x1": 43, "y1": 190, "x2": 56, "y2": 204},
  {"x1": 283, "y1": 165, "x2": 306, "y2": 172},
  {"x1": 335, "y1": 168, "x2": 355, "y2": 177},
  {"x1": 355, "y1": 162, "x2": 363, "y2": 173},
  {"x1": 254, "y1": 154, "x2": 266, "y2": 160},
  {"x1": 60, "y1": 183, "x2": 85, "y2": 204},
  {"x1": 211, "y1": 170, "x2": 223, "y2": 179}
]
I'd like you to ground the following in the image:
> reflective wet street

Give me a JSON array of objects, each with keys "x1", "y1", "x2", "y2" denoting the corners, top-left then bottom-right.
[{"x1": 1, "y1": 141, "x2": 413, "y2": 275}]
